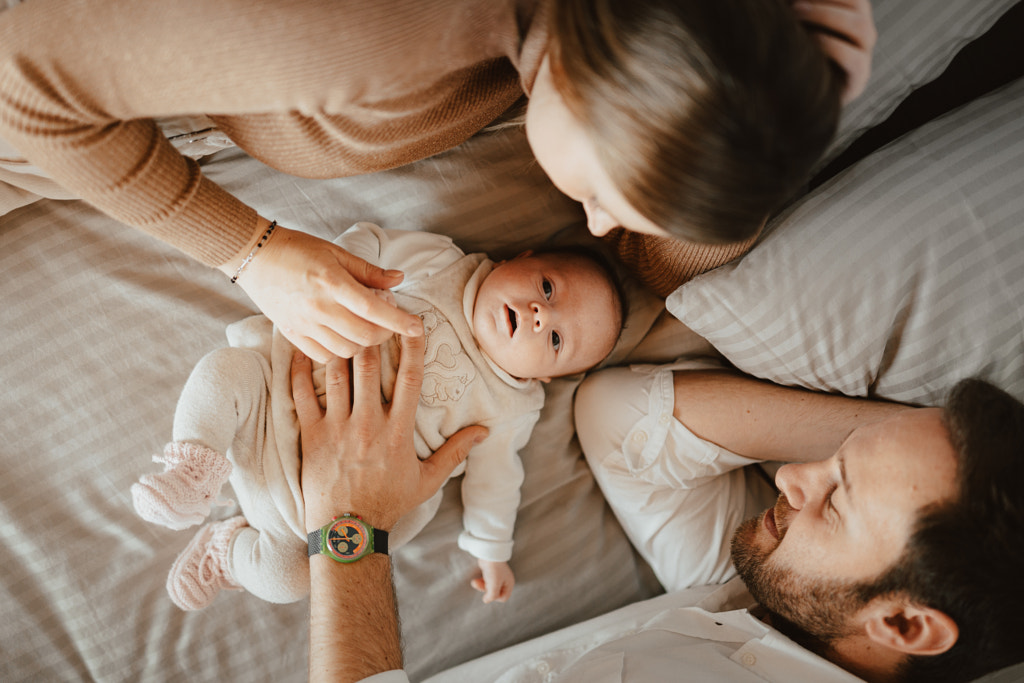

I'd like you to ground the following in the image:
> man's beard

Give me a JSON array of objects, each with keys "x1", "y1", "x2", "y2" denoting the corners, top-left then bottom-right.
[{"x1": 729, "y1": 495, "x2": 866, "y2": 645}]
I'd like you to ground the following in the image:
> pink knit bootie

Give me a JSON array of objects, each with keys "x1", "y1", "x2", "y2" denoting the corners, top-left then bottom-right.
[
  {"x1": 167, "y1": 516, "x2": 247, "y2": 610},
  {"x1": 131, "y1": 442, "x2": 232, "y2": 530}
]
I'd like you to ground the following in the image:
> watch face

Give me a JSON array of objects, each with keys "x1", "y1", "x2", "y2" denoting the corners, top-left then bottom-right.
[{"x1": 326, "y1": 517, "x2": 369, "y2": 561}]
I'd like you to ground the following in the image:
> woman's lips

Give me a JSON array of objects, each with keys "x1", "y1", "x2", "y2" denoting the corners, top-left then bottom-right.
[{"x1": 764, "y1": 506, "x2": 780, "y2": 540}]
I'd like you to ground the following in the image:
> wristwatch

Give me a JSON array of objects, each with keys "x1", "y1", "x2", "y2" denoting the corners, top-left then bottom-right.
[{"x1": 307, "y1": 514, "x2": 389, "y2": 563}]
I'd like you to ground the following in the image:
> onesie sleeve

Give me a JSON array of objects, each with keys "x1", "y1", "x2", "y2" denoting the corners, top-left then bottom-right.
[
  {"x1": 334, "y1": 222, "x2": 467, "y2": 284},
  {"x1": 456, "y1": 410, "x2": 540, "y2": 562}
]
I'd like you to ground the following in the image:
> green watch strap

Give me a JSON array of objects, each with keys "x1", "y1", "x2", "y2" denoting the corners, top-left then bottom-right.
[{"x1": 307, "y1": 515, "x2": 389, "y2": 562}]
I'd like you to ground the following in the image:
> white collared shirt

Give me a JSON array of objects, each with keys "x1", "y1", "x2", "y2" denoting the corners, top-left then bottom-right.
[{"x1": 363, "y1": 579, "x2": 863, "y2": 682}]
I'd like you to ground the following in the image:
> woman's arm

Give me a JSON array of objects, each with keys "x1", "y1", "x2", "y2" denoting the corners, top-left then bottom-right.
[
  {"x1": 0, "y1": 1, "x2": 439, "y2": 361},
  {"x1": 292, "y1": 337, "x2": 486, "y2": 681}
]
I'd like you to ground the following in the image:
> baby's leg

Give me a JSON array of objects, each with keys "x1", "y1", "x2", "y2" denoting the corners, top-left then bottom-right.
[
  {"x1": 227, "y1": 523, "x2": 310, "y2": 604},
  {"x1": 132, "y1": 347, "x2": 269, "y2": 529},
  {"x1": 171, "y1": 346, "x2": 270, "y2": 453}
]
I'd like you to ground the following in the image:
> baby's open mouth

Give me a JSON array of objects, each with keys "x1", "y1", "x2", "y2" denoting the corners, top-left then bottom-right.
[{"x1": 507, "y1": 305, "x2": 518, "y2": 336}]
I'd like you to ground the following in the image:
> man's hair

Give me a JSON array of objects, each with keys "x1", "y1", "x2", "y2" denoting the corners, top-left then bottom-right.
[
  {"x1": 549, "y1": 0, "x2": 843, "y2": 244},
  {"x1": 858, "y1": 378, "x2": 1024, "y2": 682}
]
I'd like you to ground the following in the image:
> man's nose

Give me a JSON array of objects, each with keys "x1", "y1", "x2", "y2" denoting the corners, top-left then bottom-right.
[{"x1": 774, "y1": 462, "x2": 811, "y2": 511}]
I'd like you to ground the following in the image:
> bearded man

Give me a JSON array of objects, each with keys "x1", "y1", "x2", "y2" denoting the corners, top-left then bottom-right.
[{"x1": 568, "y1": 364, "x2": 1024, "y2": 683}]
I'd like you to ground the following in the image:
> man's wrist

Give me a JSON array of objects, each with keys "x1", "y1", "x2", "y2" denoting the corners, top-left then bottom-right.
[{"x1": 306, "y1": 508, "x2": 396, "y2": 534}]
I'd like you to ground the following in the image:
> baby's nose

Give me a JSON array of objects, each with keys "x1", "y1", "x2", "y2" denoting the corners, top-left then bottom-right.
[{"x1": 531, "y1": 302, "x2": 550, "y2": 330}]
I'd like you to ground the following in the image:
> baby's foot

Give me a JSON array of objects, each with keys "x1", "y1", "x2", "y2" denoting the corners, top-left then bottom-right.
[
  {"x1": 131, "y1": 442, "x2": 232, "y2": 530},
  {"x1": 166, "y1": 516, "x2": 246, "y2": 610}
]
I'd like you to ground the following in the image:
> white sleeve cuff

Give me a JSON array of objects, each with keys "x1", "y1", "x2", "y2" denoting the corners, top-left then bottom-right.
[{"x1": 457, "y1": 531, "x2": 513, "y2": 562}]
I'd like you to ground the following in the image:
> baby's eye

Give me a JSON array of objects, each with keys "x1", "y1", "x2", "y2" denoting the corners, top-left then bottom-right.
[
  {"x1": 542, "y1": 279, "x2": 553, "y2": 299},
  {"x1": 552, "y1": 331, "x2": 561, "y2": 351}
]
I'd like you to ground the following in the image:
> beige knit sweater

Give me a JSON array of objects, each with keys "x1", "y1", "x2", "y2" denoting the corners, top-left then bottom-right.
[{"x1": 0, "y1": 0, "x2": 752, "y2": 286}]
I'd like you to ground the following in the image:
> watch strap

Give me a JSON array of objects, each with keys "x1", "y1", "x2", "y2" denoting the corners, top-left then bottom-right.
[
  {"x1": 307, "y1": 527, "x2": 324, "y2": 558},
  {"x1": 374, "y1": 528, "x2": 390, "y2": 555}
]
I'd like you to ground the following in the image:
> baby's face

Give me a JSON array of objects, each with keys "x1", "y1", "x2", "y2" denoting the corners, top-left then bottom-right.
[{"x1": 472, "y1": 251, "x2": 620, "y2": 381}]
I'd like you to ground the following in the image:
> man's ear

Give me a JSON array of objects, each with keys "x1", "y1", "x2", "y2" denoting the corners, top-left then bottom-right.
[{"x1": 862, "y1": 598, "x2": 958, "y2": 656}]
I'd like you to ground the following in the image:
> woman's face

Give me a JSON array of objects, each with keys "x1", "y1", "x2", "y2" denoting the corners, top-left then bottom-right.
[{"x1": 525, "y1": 57, "x2": 668, "y2": 239}]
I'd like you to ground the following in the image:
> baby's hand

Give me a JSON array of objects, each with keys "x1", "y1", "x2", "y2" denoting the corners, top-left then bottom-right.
[{"x1": 470, "y1": 559, "x2": 514, "y2": 604}]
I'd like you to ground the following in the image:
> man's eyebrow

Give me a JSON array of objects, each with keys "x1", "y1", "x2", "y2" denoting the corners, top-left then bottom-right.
[{"x1": 838, "y1": 451, "x2": 852, "y2": 504}]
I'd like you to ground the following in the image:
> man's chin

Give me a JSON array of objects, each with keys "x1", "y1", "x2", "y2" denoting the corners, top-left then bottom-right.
[{"x1": 730, "y1": 513, "x2": 773, "y2": 566}]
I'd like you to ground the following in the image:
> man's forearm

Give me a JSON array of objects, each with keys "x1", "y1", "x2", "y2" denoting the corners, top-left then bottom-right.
[
  {"x1": 672, "y1": 370, "x2": 911, "y2": 462},
  {"x1": 309, "y1": 554, "x2": 403, "y2": 683}
]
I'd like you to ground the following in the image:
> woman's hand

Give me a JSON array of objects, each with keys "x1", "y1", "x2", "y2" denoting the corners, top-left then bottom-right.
[
  {"x1": 225, "y1": 222, "x2": 424, "y2": 363},
  {"x1": 793, "y1": 0, "x2": 877, "y2": 104},
  {"x1": 293, "y1": 335, "x2": 488, "y2": 532}
]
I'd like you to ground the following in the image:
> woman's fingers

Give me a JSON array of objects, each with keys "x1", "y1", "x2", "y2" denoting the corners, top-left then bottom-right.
[
  {"x1": 390, "y1": 333, "x2": 426, "y2": 429},
  {"x1": 332, "y1": 250, "x2": 424, "y2": 338},
  {"x1": 814, "y1": 32, "x2": 872, "y2": 103},
  {"x1": 235, "y1": 226, "x2": 421, "y2": 360},
  {"x1": 792, "y1": 0, "x2": 875, "y2": 103}
]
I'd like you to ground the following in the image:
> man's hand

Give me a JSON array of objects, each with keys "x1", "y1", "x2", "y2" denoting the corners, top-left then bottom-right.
[
  {"x1": 222, "y1": 221, "x2": 424, "y2": 362},
  {"x1": 293, "y1": 333, "x2": 487, "y2": 532},
  {"x1": 471, "y1": 560, "x2": 515, "y2": 604}
]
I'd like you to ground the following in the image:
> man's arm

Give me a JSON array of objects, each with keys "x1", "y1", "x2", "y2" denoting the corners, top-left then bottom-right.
[
  {"x1": 673, "y1": 370, "x2": 911, "y2": 463},
  {"x1": 308, "y1": 554, "x2": 403, "y2": 681},
  {"x1": 293, "y1": 336, "x2": 487, "y2": 682}
]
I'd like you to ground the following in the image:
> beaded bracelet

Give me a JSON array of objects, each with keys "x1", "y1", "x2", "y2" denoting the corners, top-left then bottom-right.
[{"x1": 230, "y1": 220, "x2": 278, "y2": 284}]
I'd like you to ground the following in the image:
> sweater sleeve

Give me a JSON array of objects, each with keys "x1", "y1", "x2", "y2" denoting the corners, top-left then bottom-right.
[
  {"x1": 0, "y1": 1, "x2": 272, "y2": 266},
  {"x1": 0, "y1": 0, "x2": 526, "y2": 267}
]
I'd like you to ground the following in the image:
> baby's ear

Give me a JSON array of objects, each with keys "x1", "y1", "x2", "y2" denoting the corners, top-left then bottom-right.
[{"x1": 512, "y1": 249, "x2": 534, "y2": 260}]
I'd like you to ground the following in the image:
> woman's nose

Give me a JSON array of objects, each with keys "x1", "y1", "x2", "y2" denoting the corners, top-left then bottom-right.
[{"x1": 583, "y1": 200, "x2": 615, "y2": 237}]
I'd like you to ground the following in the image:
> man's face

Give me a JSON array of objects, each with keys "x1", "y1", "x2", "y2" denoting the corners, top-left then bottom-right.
[
  {"x1": 730, "y1": 408, "x2": 958, "y2": 638},
  {"x1": 471, "y1": 251, "x2": 619, "y2": 381}
]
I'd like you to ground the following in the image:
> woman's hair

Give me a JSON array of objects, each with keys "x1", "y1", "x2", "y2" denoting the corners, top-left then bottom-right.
[{"x1": 548, "y1": 0, "x2": 844, "y2": 243}]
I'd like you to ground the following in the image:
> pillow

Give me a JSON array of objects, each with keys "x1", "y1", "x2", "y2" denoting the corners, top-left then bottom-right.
[
  {"x1": 668, "y1": 76, "x2": 1024, "y2": 407},
  {"x1": 825, "y1": 0, "x2": 1018, "y2": 163}
]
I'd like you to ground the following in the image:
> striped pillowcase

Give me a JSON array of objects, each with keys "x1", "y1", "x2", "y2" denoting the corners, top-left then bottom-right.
[
  {"x1": 668, "y1": 76, "x2": 1024, "y2": 407},
  {"x1": 825, "y1": 0, "x2": 1017, "y2": 163}
]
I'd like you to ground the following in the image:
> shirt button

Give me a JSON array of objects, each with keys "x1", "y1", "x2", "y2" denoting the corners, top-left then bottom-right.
[
  {"x1": 536, "y1": 661, "x2": 551, "y2": 674},
  {"x1": 633, "y1": 431, "x2": 648, "y2": 444},
  {"x1": 741, "y1": 652, "x2": 757, "y2": 667},
  {"x1": 659, "y1": 413, "x2": 671, "y2": 424}
]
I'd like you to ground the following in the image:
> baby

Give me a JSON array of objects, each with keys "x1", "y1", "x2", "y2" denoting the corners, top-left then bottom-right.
[{"x1": 132, "y1": 222, "x2": 624, "y2": 609}]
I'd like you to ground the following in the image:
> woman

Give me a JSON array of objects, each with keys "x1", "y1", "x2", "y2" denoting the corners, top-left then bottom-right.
[{"x1": 0, "y1": 0, "x2": 873, "y2": 362}]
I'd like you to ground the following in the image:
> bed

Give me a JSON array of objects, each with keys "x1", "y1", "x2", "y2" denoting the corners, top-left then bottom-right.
[{"x1": 2, "y1": 1, "x2": 1022, "y2": 681}]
